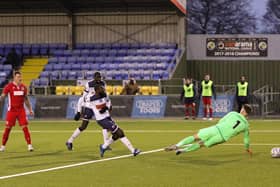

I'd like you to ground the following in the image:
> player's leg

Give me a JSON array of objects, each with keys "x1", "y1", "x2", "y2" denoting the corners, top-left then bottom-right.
[
  {"x1": 208, "y1": 98, "x2": 213, "y2": 120},
  {"x1": 66, "y1": 108, "x2": 93, "y2": 150},
  {"x1": 176, "y1": 127, "x2": 224, "y2": 155},
  {"x1": 18, "y1": 109, "x2": 33, "y2": 151},
  {"x1": 165, "y1": 133, "x2": 200, "y2": 151},
  {"x1": 191, "y1": 102, "x2": 196, "y2": 119},
  {"x1": 0, "y1": 111, "x2": 17, "y2": 151},
  {"x1": 99, "y1": 118, "x2": 140, "y2": 157},
  {"x1": 202, "y1": 97, "x2": 208, "y2": 119},
  {"x1": 184, "y1": 104, "x2": 189, "y2": 119}
]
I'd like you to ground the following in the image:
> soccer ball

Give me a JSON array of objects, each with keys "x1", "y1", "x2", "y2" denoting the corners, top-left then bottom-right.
[{"x1": 271, "y1": 147, "x2": 280, "y2": 158}]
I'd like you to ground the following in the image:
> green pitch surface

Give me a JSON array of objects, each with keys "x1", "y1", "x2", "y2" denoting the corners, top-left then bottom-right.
[{"x1": 0, "y1": 119, "x2": 280, "y2": 187}]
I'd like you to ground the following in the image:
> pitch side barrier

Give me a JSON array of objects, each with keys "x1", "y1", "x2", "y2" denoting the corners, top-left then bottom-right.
[{"x1": 0, "y1": 95, "x2": 236, "y2": 119}]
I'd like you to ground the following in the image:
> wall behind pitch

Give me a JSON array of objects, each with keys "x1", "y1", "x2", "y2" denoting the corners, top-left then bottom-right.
[
  {"x1": 0, "y1": 14, "x2": 69, "y2": 43},
  {"x1": 74, "y1": 12, "x2": 181, "y2": 44}
]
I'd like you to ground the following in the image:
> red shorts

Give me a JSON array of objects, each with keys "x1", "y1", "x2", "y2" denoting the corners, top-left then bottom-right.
[
  {"x1": 202, "y1": 97, "x2": 212, "y2": 105},
  {"x1": 6, "y1": 109, "x2": 28, "y2": 127}
]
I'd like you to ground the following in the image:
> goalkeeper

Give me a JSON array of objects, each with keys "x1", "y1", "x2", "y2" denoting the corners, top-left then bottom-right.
[{"x1": 165, "y1": 104, "x2": 253, "y2": 156}]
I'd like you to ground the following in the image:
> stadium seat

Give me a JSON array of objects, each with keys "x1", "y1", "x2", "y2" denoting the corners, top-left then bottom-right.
[
  {"x1": 151, "y1": 86, "x2": 159, "y2": 95},
  {"x1": 56, "y1": 86, "x2": 68, "y2": 95},
  {"x1": 141, "y1": 86, "x2": 152, "y2": 95},
  {"x1": 74, "y1": 86, "x2": 84, "y2": 95},
  {"x1": 106, "y1": 85, "x2": 114, "y2": 95},
  {"x1": 114, "y1": 85, "x2": 123, "y2": 95}
]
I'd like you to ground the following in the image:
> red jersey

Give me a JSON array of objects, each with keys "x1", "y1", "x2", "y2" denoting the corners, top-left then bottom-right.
[{"x1": 3, "y1": 82, "x2": 27, "y2": 111}]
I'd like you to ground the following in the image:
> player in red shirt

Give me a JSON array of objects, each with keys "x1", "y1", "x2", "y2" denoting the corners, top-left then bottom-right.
[{"x1": 0, "y1": 71, "x2": 34, "y2": 152}]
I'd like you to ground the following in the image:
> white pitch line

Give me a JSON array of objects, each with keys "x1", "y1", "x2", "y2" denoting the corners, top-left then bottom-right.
[
  {"x1": 10, "y1": 130, "x2": 280, "y2": 133},
  {"x1": 0, "y1": 148, "x2": 164, "y2": 180}
]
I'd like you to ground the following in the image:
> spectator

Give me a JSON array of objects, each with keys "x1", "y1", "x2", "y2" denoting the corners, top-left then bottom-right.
[
  {"x1": 121, "y1": 79, "x2": 139, "y2": 95},
  {"x1": 6, "y1": 48, "x2": 20, "y2": 70},
  {"x1": 199, "y1": 74, "x2": 216, "y2": 120},
  {"x1": 236, "y1": 76, "x2": 249, "y2": 112},
  {"x1": 181, "y1": 77, "x2": 196, "y2": 120}
]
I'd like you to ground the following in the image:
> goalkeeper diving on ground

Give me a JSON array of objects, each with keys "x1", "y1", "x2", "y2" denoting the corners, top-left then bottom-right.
[{"x1": 165, "y1": 104, "x2": 253, "y2": 156}]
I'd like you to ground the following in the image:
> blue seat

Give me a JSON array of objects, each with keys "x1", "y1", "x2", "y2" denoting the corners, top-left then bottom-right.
[
  {"x1": 0, "y1": 72, "x2": 7, "y2": 79},
  {"x1": 77, "y1": 57, "x2": 86, "y2": 64},
  {"x1": 63, "y1": 50, "x2": 72, "y2": 57},
  {"x1": 32, "y1": 79, "x2": 41, "y2": 86},
  {"x1": 162, "y1": 71, "x2": 169, "y2": 80},
  {"x1": 108, "y1": 49, "x2": 117, "y2": 57},
  {"x1": 90, "y1": 64, "x2": 100, "y2": 71},
  {"x1": 120, "y1": 43, "x2": 130, "y2": 49},
  {"x1": 71, "y1": 64, "x2": 81, "y2": 71},
  {"x1": 57, "y1": 43, "x2": 67, "y2": 49},
  {"x1": 44, "y1": 64, "x2": 53, "y2": 71},
  {"x1": 111, "y1": 43, "x2": 121, "y2": 49},
  {"x1": 40, "y1": 44, "x2": 49, "y2": 55},
  {"x1": 75, "y1": 43, "x2": 85, "y2": 49},
  {"x1": 61, "y1": 71, "x2": 68, "y2": 80},
  {"x1": 142, "y1": 71, "x2": 151, "y2": 80},
  {"x1": 31, "y1": 44, "x2": 40, "y2": 55},
  {"x1": 67, "y1": 57, "x2": 77, "y2": 64},
  {"x1": 81, "y1": 63, "x2": 90, "y2": 71},
  {"x1": 53, "y1": 50, "x2": 64, "y2": 57},
  {"x1": 58, "y1": 57, "x2": 67, "y2": 64},
  {"x1": 85, "y1": 71, "x2": 94, "y2": 80},
  {"x1": 40, "y1": 71, "x2": 49, "y2": 78},
  {"x1": 152, "y1": 71, "x2": 161, "y2": 80},
  {"x1": 81, "y1": 50, "x2": 90, "y2": 57},
  {"x1": 95, "y1": 57, "x2": 104, "y2": 64},
  {"x1": 40, "y1": 78, "x2": 49, "y2": 86},
  {"x1": 63, "y1": 63, "x2": 72, "y2": 70},
  {"x1": 90, "y1": 50, "x2": 100, "y2": 57},
  {"x1": 117, "y1": 49, "x2": 127, "y2": 56},
  {"x1": 86, "y1": 57, "x2": 94, "y2": 64},
  {"x1": 50, "y1": 71, "x2": 60, "y2": 80},
  {"x1": 68, "y1": 72, "x2": 77, "y2": 80},
  {"x1": 3, "y1": 64, "x2": 12, "y2": 71},
  {"x1": 84, "y1": 43, "x2": 95, "y2": 49},
  {"x1": 99, "y1": 49, "x2": 108, "y2": 57},
  {"x1": 72, "y1": 50, "x2": 81, "y2": 57},
  {"x1": 130, "y1": 43, "x2": 140, "y2": 49},
  {"x1": 77, "y1": 71, "x2": 84, "y2": 79},
  {"x1": 93, "y1": 43, "x2": 103, "y2": 49},
  {"x1": 53, "y1": 64, "x2": 63, "y2": 71},
  {"x1": 103, "y1": 43, "x2": 111, "y2": 49},
  {"x1": 48, "y1": 57, "x2": 58, "y2": 64}
]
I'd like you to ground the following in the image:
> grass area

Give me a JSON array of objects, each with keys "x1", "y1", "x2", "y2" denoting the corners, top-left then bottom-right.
[{"x1": 0, "y1": 119, "x2": 280, "y2": 187}]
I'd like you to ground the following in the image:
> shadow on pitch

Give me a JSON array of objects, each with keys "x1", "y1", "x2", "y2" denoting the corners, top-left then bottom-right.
[{"x1": 2, "y1": 150, "x2": 65, "y2": 159}]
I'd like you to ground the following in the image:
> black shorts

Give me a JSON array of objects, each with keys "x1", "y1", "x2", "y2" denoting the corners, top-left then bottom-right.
[
  {"x1": 97, "y1": 117, "x2": 119, "y2": 133},
  {"x1": 184, "y1": 97, "x2": 195, "y2": 104}
]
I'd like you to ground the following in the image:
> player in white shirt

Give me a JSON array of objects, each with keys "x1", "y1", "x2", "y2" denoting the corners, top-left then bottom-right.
[
  {"x1": 66, "y1": 72, "x2": 110, "y2": 150},
  {"x1": 87, "y1": 84, "x2": 141, "y2": 157}
]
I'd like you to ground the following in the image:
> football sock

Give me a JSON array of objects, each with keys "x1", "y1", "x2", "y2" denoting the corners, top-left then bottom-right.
[
  {"x1": 68, "y1": 128, "x2": 81, "y2": 143},
  {"x1": 2, "y1": 127, "x2": 11, "y2": 146},
  {"x1": 120, "y1": 137, "x2": 135, "y2": 153},
  {"x1": 102, "y1": 137, "x2": 114, "y2": 149},
  {"x1": 204, "y1": 108, "x2": 207, "y2": 117},
  {"x1": 176, "y1": 136, "x2": 195, "y2": 147},
  {"x1": 182, "y1": 143, "x2": 201, "y2": 153},
  {"x1": 102, "y1": 129, "x2": 110, "y2": 144},
  {"x1": 192, "y1": 105, "x2": 196, "y2": 116},
  {"x1": 22, "y1": 126, "x2": 31, "y2": 145},
  {"x1": 185, "y1": 104, "x2": 189, "y2": 116},
  {"x1": 209, "y1": 108, "x2": 213, "y2": 117}
]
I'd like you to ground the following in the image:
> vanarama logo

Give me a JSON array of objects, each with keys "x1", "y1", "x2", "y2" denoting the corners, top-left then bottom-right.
[{"x1": 136, "y1": 99, "x2": 164, "y2": 114}]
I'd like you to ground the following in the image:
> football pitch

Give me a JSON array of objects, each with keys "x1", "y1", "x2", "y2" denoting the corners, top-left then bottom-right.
[{"x1": 0, "y1": 119, "x2": 280, "y2": 187}]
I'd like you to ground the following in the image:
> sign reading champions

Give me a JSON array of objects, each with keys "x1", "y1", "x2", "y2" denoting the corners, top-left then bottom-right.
[
  {"x1": 206, "y1": 38, "x2": 268, "y2": 57},
  {"x1": 131, "y1": 96, "x2": 167, "y2": 118}
]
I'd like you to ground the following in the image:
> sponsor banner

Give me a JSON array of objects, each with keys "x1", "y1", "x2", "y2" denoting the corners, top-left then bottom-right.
[
  {"x1": 206, "y1": 38, "x2": 268, "y2": 57},
  {"x1": 35, "y1": 96, "x2": 68, "y2": 118},
  {"x1": 66, "y1": 96, "x2": 80, "y2": 119},
  {"x1": 1, "y1": 96, "x2": 36, "y2": 120},
  {"x1": 165, "y1": 96, "x2": 186, "y2": 117},
  {"x1": 198, "y1": 95, "x2": 235, "y2": 117},
  {"x1": 131, "y1": 96, "x2": 167, "y2": 118},
  {"x1": 111, "y1": 96, "x2": 134, "y2": 117}
]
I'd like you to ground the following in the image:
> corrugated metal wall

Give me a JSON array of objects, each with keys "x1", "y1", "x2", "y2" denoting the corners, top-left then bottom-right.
[
  {"x1": 186, "y1": 60, "x2": 280, "y2": 91},
  {"x1": 74, "y1": 12, "x2": 179, "y2": 43},
  {"x1": 0, "y1": 15, "x2": 69, "y2": 43}
]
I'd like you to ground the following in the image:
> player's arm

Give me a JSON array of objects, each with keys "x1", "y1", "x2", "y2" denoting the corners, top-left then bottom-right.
[
  {"x1": 0, "y1": 93, "x2": 6, "y2": 102},
  {"x1": 99, "y1": 95, "x2": 112, "y2": 114},
  {"x1": 244, "y1": 128, "x2": 252, "y2": 156},
  {"x1": 24, "y1": 96, "x2": 34, "y2": 116},
  {"x1": 74, "y1": 84, "x2": 89, "y2": 121}
]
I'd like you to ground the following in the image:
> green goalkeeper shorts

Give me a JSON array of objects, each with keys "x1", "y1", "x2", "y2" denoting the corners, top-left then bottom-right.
[{"x1": 197, "y1": 126, "x2": 225, "y2": 147}]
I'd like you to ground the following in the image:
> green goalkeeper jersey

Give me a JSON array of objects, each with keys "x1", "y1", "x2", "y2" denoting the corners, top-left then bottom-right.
[{"x1": 216, "y1": 111, "x2": 250, "y2": 149}]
